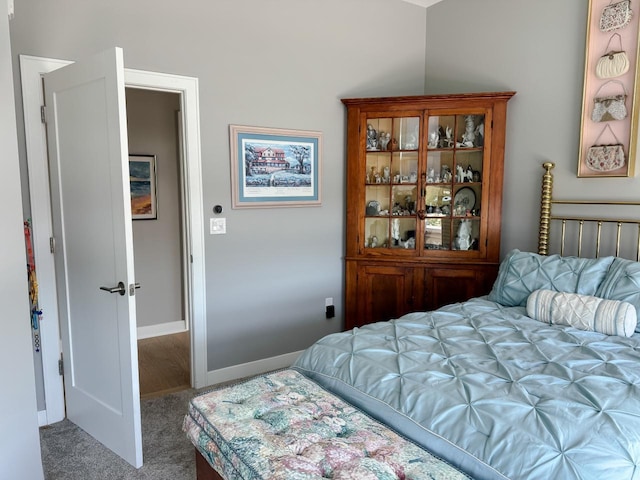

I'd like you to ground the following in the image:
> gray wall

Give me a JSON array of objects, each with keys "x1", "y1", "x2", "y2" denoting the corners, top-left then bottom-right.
[
  {"x1": 9, "y1": 0, "x2": 428, "y2": 371},
  {"x1": 425, "y1": 0, "x2": 640, "y2": 255},
  {"x1": 126, "y1": 88, "x2": 184, "y2": 331},
  {"x1": 1, "y1": 11, "x2": 44, "y2": 480}
]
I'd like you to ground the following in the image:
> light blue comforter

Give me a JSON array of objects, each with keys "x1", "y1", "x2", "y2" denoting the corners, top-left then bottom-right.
[{"x1": 293, "y1": 297, "x2": 640, "y2": 480}]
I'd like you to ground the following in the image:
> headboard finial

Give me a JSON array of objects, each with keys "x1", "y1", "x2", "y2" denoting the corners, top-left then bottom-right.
[{"x1": 538, "y1": 163, "x2": 555, "y2": 255}]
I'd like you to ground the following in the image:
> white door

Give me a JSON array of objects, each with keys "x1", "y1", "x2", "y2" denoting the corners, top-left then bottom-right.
[{"x1": 45, "y1": 47, "x2": 143, "y2": 468}]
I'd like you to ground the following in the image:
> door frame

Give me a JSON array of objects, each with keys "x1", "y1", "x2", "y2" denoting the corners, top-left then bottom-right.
[{"x1": 20, "y1": 55, "x2": 207, "y2": 425}]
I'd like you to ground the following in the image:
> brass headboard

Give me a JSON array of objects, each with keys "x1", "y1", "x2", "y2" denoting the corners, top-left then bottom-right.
[{"x1": 538, "y1": 162, "x2": 640, "y2": 260}]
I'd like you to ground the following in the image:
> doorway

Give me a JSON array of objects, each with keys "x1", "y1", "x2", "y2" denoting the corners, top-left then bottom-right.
[
  {"x1": 126, "y1": 87, "x2": 191, "y2": 398},
  {"x1": 20, "y1": 55, "x2": 207, "y2": 428}
]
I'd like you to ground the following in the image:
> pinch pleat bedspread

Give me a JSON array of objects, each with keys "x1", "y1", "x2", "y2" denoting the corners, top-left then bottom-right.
[{"x1": 293, "y1": 297, "x2": 640, "y2": 480}]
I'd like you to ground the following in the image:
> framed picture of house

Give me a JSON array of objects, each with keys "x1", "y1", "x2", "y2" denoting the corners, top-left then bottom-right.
[
  {"x1": 229, "y1": 125, "x2": 322, "y2": 208},
  {"x1": 129, "y1": 154, "x2": 157, "y2": 219},
  {"x1": 578, "y1": 0, "x2": 640, "y2": 177}
]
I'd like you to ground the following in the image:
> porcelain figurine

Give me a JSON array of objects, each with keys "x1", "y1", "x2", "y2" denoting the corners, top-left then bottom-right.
[
  {"x1": 367, "y1": 124, "x2": 378, "y2": 150},
  {"x1": 378, "y1": 132, "x2": 391, "y2": 150}
]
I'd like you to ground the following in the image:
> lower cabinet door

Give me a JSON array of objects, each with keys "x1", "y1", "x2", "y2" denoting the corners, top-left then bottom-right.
[
  {"x1": 351, "y1": 264, "x2": 422, "y2": 329},
  {"x1": 345, "y1": 262, "x2": 498, "y2": 331},
  {"x1": 426, "y1": 267, "x2": 494, "y2": 310}
]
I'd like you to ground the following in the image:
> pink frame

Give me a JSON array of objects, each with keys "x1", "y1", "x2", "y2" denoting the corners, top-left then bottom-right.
[{"x1": 578, "y1": 0, "x2": 640, "y2": 177}]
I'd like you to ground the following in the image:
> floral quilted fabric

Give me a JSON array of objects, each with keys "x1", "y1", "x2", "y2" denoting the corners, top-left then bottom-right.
[{"x1": 183, "y1": 369, "x2": 468, "y2": 480}]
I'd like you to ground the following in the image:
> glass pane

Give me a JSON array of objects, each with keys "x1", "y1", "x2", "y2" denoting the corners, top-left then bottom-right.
[
  {"x1": 366, "y1": 153, "x2": 391, "y2": 185},
  {"x1": 391, "y1": 218, "x2": 417, "y2": 250},
  {"x1": 453, "y1": 219, "x2": 480, "y2": 251},
  {"x1": 391, "y1": 185, "x2": 418, "y2": 216},
  {"x1": 391, "y1": 152, "x2": 418, "y2": 184},
  {"x1": 455, "y1": 151, "x2": 483, "y2": 183},
  {"x1": 423, "y1": 113, "x2": 485, "y2": 254},
  {"x1": 424, "y1": 185, "x2": 452, "y2": 216},
  {"x1": 393, "y1": 117, "x2": 420, "y2": 150},
  {"x1": 456, "y1": 114, "x2": 485, "y2": 148},
  {"x1": 452, "y1": 185, "x2": 480, "y2": 217},
  {"x1": 427, "y1": 115, "x2": 455, "y2": 149},
  {"x1": 424, "y1": 218, "x2": 451, "y2": 250},
  {"x1": 426, "y1": 151, "x2": 454, "y2": 184},
  {"x1": 366, "y1": 118, "x2": 393, "y2": 151},
  {"x1": 365, "y1": 218, "x2": 389, "y2": 249},
  {"x1": 365, "y1": 185, "x2": 391, "y2": 216}
]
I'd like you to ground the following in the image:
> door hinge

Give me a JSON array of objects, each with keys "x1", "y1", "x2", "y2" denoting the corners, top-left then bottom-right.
[
  {"x1": 58, "y1": 357, "x2": 64, "y2": 376},
  {"x1": 50, "y1": 236, "x2": 55, "y2": 253},
  {"x1": 40, "y1": 105, "x2": 47, "y2": 124},
  {"x1": 190, "y1": 254, "x2": 193, "y2": 263}
]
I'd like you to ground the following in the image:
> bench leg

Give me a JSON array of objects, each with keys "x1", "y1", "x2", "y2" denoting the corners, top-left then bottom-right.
[{"x1": 195, "y1": 448, "x2": 225, "y2": 480}]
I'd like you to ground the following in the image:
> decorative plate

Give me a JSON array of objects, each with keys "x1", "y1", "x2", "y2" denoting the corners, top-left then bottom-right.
[{"x1": 454, "y1": 187, "x2": 476, "y2": 211}]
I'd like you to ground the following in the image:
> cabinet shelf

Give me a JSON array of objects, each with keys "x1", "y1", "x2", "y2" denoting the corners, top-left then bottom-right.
[{"x1": 365, "y1": 182, "x2": 418, "y2": 186}]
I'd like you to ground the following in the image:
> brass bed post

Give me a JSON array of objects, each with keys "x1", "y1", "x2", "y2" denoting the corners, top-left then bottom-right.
[{"x1": 538, "y1": 162, "x2": 555, "y2": 255}]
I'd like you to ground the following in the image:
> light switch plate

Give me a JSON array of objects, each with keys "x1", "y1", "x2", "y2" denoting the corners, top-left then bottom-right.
[{"x1": 210, "y1": 218, "x2": 226, "y2": 235}]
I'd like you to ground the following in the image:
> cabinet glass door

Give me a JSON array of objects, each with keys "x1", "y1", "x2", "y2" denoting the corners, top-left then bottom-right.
[
  {"x1": 364, "y1": 116, "x2": 419, "y2": 250},
  {"x1": 423, "y1": 114, "x2": 484, "y2": 251}
]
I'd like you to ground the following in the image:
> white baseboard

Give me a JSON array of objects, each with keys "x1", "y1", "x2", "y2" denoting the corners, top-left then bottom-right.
[
  {"x1": 206, "y1": 350, "x2": 304, "y2": 387},
  {"x1": 137, "y1": 320, "x2": 187, "y2": 340},
  {"x1": 38, "y1": 410, "x2": 48, "y2": 427}
]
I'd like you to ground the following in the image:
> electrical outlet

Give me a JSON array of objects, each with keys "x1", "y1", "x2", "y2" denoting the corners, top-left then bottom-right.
[{"x1": 325, "y1": 298, "x2": 335, "y2": 318}]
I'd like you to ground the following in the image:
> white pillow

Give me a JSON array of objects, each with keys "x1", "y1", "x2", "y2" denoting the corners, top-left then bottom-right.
[{"x1": 526, "y1": 289, "x2": 637, "y2": 337}]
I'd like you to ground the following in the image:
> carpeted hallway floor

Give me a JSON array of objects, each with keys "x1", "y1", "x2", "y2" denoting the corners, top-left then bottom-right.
[
  {"x1": 40, "y1": 388, "x2": 198, "y2": 480},
  {"x1": 138, "y1": 331, "x2": 191, "y2": 399}
]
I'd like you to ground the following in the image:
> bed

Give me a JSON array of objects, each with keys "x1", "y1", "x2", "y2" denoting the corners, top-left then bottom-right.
[{"x1": 189, "y1": 162, "x2": 640, "y2": 479}]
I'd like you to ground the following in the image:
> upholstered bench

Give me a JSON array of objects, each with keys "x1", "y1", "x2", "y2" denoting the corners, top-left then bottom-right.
[{"x1": 183, "y1": 369, "x2": 468, "y2": 480}]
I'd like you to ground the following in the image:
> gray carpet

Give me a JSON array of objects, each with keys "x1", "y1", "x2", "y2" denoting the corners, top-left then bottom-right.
[{"x1": 40, "y1": 388, "x2": 199, "y2": 480}]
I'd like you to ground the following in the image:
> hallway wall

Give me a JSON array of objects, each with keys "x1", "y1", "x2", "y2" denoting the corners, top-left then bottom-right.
[{"x1": 126, "y1": 88, "x2": 184, "y2": 336}]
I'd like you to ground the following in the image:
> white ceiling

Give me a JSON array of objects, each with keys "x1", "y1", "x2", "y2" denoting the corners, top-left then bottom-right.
[{"x1": 401, "y1": 0, "x2": 443, "y2": 7}]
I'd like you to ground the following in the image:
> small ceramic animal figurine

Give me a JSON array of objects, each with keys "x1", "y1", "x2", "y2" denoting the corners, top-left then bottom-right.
[
  {"x1": 466, "y1": 165, "x2": 473, "y2": 182},
  {"x1": 440, "y1": 165, "x2": 452, "y2": 183},
  {"x1": 429, "y1": 130, "x2": 439, "y2": 148},
  {"x1": 445, "y1": 126, "x2": 453, "y2": 147},
  {"x1": 456, "y1": 164, "x2": 473, "y2": 182},
  {"x1": 457, "y1": 115, "x2": 476, "y2": 147},
  {"x1": 367, "y1": 124, "x2": 378, "y2": 150},
  {"x1": 378, "y1": 132, "x2": 391, "y2": 150}
]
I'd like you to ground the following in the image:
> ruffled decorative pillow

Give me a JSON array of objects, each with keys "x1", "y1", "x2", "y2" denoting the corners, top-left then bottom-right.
[{"x1": 526, "y1": 289, "x2": 637, "y2": 337}]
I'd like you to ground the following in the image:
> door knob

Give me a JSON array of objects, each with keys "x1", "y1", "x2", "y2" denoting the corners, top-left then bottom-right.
[
  {"x1": 100, "y1": 281, "x2": 126, "y2": 296},
  {"x1": 129, "y1": 283, "x2": 141, "y2": 296}
]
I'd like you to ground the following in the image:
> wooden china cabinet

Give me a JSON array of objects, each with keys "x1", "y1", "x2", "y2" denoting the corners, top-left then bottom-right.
[{"x1": 342, "y1": 92, "x2": 515, "y2": 330}]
